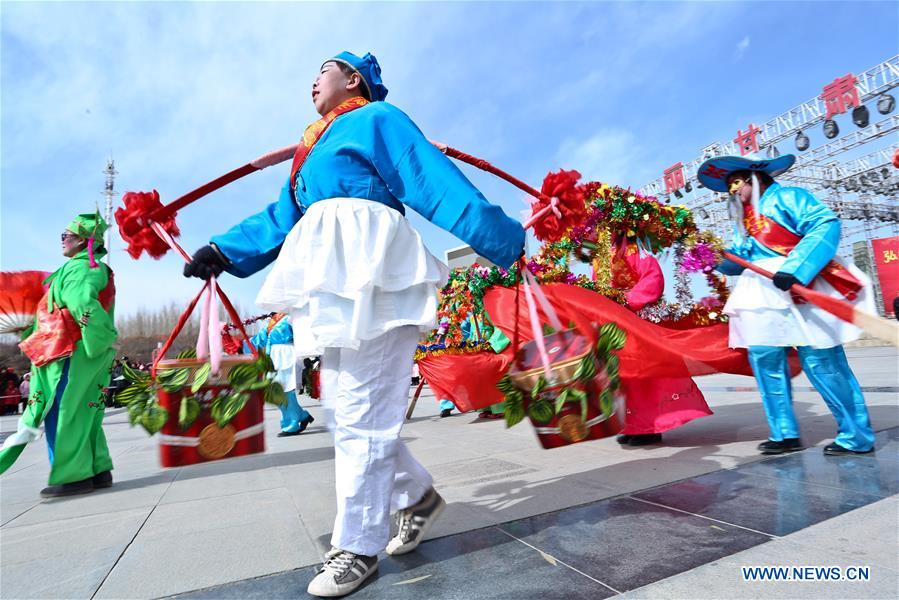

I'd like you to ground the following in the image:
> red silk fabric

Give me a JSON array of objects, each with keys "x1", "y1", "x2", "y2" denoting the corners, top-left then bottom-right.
[
  {"x1": 418, "y1": 351, "x2": 511, "y2": 413},
  {"x1": 485, "y1": 284, "x2": 755, "y2": 379}
]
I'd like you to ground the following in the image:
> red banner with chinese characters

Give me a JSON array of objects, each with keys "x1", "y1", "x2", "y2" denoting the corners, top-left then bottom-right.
[{"x1": 871, "y1": 236, "x2": 899, "y2": 317}]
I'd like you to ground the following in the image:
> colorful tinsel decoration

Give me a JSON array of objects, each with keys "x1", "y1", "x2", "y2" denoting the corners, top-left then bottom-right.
[{"x1": 416, "y1": 176, "x2": 733, "y2": 361}]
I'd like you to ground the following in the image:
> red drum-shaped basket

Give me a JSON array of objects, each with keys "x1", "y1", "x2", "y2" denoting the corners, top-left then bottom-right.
[
  {"x1": 156, "y1": 356, "x2": 265, "y2": 467},
  {"x1": 510, "y1": 329, "x2": 624, "y2": 448}
]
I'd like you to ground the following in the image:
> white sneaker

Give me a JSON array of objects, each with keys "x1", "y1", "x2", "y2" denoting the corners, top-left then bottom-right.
[
  {"x1": 306, "y1": 548, "x2": 378, "y2": 597},
  {"x1": 385, "y1": 487, "x2": 446, "y2": 556}
]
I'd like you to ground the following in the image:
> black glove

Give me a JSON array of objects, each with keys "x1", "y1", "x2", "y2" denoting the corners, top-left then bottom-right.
[
  {"x1": 772, "y1": 271, "x2": 801, "y2": 292},
  {"x1": 183, "y1": 245, "x2": 227, "y2": 280}
]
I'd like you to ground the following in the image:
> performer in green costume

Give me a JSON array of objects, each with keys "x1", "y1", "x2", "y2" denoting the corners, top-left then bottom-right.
[{"x1": 0, "y1": 213, "x2": 118, "y2": 498}]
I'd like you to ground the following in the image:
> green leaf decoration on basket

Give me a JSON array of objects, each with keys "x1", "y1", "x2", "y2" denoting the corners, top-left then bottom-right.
[
  {"x1": 158, "y1": 367, "x2": 192, "y2": 391},
  {"x1": 264, "y1": 381, "x2": 287, "y2": 407},
  {"x1": 496, "y1": 375, "x2": 515, "y2": 394},
  {"x1": 572, "y1": 354, "x2": 597, "y2": 381},
  {"x1": 599, "y1": 388, "x2": 614, "y2": 417},
  {"x1": 228, "y1": 364, "x2": 259, "y2": 388},
  {"x1": 190, "y1": 362, "x2": 212, "y2": 394},
  {"x1": 254, "y1": 350, "x2": 275, "y2": 375},
  {"x1": 244, "y1": 379, "x2": 271, "y2": 391},
  {"x1": 115, "y1": 382, "x2": 149, "y2": 406},
  {"x1": 531, "y1": 375, "x2": 548, "y2": 399},
  {"x1": 220, "y1": 392, "x2": 249, "y2": 425},
  {"x1": 140, "y1": 402, "x2": 169, "y2": 435},
  {"x1": 599, "y1": 322, "x2": 626, "y2": 350},
  {"x1": 504, "y1": 393, "x2": 526, "y2": 428},
  {"x1": 606, "y1": 354, "x2": 620, "y2": 380},
  {"x1": 127, "y1": 400, "x2": 146, "y2": 426},
  {"x1": 209, "y1": 395, "x2": 226, "y2": 428},
  {"x1": 528, "y1": 398, "x2": 554, "y2": 424},
  {"x1": 178, "y1": 395, "x2": 202, "y2": 430},
  {"x1": 554, "y1": 388, "x2": 570, "y2": 414},
  {"x1": 176, "y1": 348, "x2": 198, "y2": 359},
  {"x1": 122, "y1": 362, "x2": 149, "y2": 385}
]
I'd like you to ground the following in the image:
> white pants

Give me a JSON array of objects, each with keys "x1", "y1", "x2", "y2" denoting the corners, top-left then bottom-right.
[{"x1": 321, "y1": 325, "x2": 433, "y2": 556}]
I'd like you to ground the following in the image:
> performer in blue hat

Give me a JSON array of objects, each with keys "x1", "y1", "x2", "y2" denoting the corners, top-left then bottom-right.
[
  {"x1": 184, "y1": 51, "x2": 525, "y2": 597},
  {"x1": 699, "y1": 153, "x2": 876, "y2": 457}
]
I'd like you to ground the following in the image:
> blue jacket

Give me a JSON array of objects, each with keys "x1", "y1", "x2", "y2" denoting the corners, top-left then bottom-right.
[
  {"x1": 717, "y1": 183, "x2": 841, "y2": 285},
  {"x1": 211, "y1": 102, "x2": 526, "y2": 277},
  {"x1": 249, "y1": 316, "x2": 293, "y2": 353}
]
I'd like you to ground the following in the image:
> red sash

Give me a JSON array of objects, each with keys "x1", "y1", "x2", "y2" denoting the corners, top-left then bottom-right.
[
  {"x1": 742, "y1": 204, "x2": 862, "y2": 301},
  {"x1": 289, "y1": 96, "x2": 369, "y2": 193}
]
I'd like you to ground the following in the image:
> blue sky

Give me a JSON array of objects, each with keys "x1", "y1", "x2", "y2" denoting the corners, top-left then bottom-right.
[{"x1": 2, "y1": 1, "x2": 897, "y2": 318}]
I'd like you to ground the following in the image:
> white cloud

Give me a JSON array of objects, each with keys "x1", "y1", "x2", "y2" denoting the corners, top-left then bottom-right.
[
  {"x1": 735, "y1": 35, "x2": 750, "y2": 60},
  {"x1": 555, "y1": 129, "x2": 656, "y2": 190}
]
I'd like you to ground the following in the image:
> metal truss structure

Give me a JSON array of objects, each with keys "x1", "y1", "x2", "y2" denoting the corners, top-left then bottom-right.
[
  {"x1": 638, "y1": 57, "x2": 899, "y2": 315},
  {"x1": 638, "y1": 55, "x2": 899, "y2": 198}
]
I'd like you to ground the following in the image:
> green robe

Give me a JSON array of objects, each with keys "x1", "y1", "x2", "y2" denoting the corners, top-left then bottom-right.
[{"x1": 0, "y1": 249, "x2": 117, "y2": 485}]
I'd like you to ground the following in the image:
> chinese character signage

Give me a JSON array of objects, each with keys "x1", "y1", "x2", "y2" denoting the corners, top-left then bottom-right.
[
  {"x1": 734, "y1": 124, "x2": 761, "y2": 156},
  {"x1": 821, "y1": 74, "x2": 861, "y2": 119},
  {"x1": 664, "y1": 162, "x2": 685, "y2": 193},
  {"x1": 871, "y1": 236, "x2": 899, "y2": 316}
]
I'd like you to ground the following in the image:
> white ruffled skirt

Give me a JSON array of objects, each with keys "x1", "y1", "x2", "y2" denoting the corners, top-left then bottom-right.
[
  {"x1": 724, "y1": 256, "x2": 874, "y2": 349},
  {"x1": 256, "y1": 198, "x2": 449, "y2": 357}
]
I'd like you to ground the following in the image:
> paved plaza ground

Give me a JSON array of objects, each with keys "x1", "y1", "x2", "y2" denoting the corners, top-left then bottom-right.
[{"x1": 1, "y1": 346, "x2": 896, "y2": 599}]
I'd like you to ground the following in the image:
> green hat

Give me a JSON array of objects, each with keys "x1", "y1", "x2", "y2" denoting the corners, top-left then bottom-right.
[{"x1": 66, "y1": 212, "x2": 108, "y2": 241}]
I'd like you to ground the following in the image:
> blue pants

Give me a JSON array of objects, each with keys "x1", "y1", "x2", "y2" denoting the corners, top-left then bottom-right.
[
  {"x1": 279, "y1": 390, "x2": 311, "y2": 433},
  {"x1": 747, "y1": 345, "x2": 874, "y2": 452},
  {"x1": 438, "y1": 399, "x2": 455, "y2": 411}
]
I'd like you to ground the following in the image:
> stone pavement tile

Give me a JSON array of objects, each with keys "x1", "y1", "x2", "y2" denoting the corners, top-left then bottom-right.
[
  {"x1": 0, "y1": 501, "x2": 38, "y2": 527},
  {"x1": 159, "y1": 462, "x2": 284, "y2": 505},
  {"x1": 779, "y1": 495, "x2": 898, "y2": 572},
  {"x1": 499, "y1": 496, "x2": 770, "y2": 593},
  {"x1": 174, "y1": 526, "x2": 615, "y2": 600},
  {"x1": 872, "y1": 425, "x2": 899, "y2": 461},
  {"x1": 1, "y1": 468, "x2": 55, "y2": 505},
  {"x1": 0, "y1": 506, "x2": 151, "y2": 599},
  {"x1": 619, "y1": 528, "x2": 898, "y2": 599},
  {"x1": 632, "y1": 469, "x2": 885, "y2": 537},
  {"x1": 735, "y1": 446, "x2": 899, "y2": 497},
  {"x1": 94, "y1": 487, "x2": 317, "y2": 599},
  {"x1": 4, "y1": 469, "x2": 178, "y2": 528}
]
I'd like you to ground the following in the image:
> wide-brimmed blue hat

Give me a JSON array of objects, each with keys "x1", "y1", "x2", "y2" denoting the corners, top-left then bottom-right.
[
  {"x1": 326, "y1": 51, "x2": 388, "y2": 102},
  {"x1": 697, "y1": 153, "x2": 796, "y2": 192}
]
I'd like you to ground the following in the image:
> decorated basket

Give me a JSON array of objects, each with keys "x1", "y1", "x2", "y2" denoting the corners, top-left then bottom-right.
[
  {"x1": 116, "y1": 278, "x2": 287, "y2": 467},
  {"x1": 498, "y1": 269, "x2": 626, "y2": 448},
  {"x1": 154, "y1": 355, "x2": 269, "y2": 467}
]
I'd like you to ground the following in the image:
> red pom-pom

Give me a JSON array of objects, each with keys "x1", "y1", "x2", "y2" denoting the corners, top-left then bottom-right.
[
  {"x1": 530, "y1": 169, "x2": 588, "y2": 243},
  {"x1": 114, "y1": 190, "x2": 180, "y2": 260},
  {"x1": 221, "y1": 329, "x2": 241, "y2": 355},
  {"x1": 892, "y1": 148, "x2": 899, "y2": 169}
]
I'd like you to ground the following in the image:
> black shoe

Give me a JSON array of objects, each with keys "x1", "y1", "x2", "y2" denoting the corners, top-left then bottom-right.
[
  {"x1": 40, "y1": 478, "x2": 95, "y2": 498},
  {"x1": 616, "y1": 434, "x2": 631, "y2": 445},
  {"x1": 757, "y1": 438, "x2": 803, "y2": 455},
  {"x1": 440, "y1": 408, "x2": 452, "y2": 418},
  {"x1": 823, "y1": 442, "x2": 874, "y2": 456},
  {"x1": 627, "y1": 433, "x2": 662, "y2": 446},
  {"x1": 92, "y1": 471, "x2": 113, "y2": 489},
  {"x1": 277, "y1": 429, "x2": 302, "y2": 437},
  {"x1": 298, "y1": 415, "x2": 315, "y2": 432}
]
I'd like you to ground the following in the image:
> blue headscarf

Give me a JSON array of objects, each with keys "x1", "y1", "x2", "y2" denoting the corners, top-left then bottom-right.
[{"x1": 327, "y1": 51, "x2": 388, "y2": 102}]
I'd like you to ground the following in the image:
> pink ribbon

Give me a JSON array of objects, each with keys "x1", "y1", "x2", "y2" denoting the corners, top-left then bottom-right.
[{"x1": 196, "y1": 275, "x2": 223, "y2": 375}]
